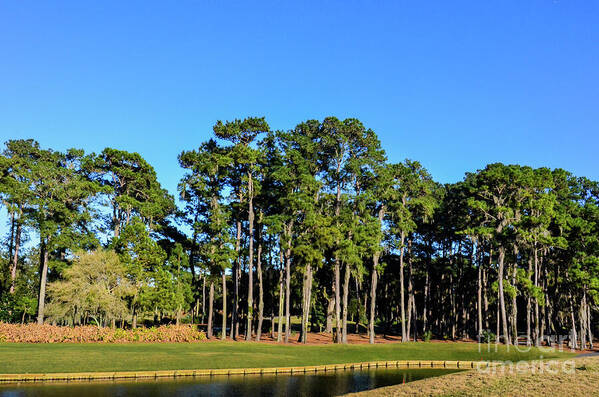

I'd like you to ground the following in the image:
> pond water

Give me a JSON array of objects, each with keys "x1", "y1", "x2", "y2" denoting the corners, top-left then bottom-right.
[{"x1": 0, "y1": 368, "x2": 461, "y2": 397}]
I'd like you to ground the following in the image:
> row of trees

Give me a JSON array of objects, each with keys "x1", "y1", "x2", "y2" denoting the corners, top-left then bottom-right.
[{"x1": 0, "y1": 117, "x2": 597, "y2": 347}]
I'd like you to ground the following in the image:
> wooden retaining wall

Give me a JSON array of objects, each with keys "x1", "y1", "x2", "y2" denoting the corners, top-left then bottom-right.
[{"x1": 0, "y1": 360, "x2": 498, "y2": 383}]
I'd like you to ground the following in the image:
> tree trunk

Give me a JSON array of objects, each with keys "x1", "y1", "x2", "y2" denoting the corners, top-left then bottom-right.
[
  {"x1": 569, "y1": 292, "x2": 578, "y2": 350},
  {"x1": 256, "y1": 225, "x2": 264, "y2": 341},
  {"x1": 201, "y1": 274, "x2": 206, "y2": 324},
  {"x1": 541, "y1": 258, "x2": 557, "y2": 335},
  {"x1": 8, "y1": 210, "x2": 15, "y2": 269},
  {"x1": 408, "y1": 295, "x2": 416, "y2": 341},
  {"x1": 277, "y1": 255, "x2": 284, "y2": 342},
  {"x1": 526, "y1": 256, "x2": 532, "y2": 345},
  {"x1": 587, "y1": 303, "x2": 593, "y2": 349},
  {"x1": 534, "y1": 246, "x2": 540, "y2": 346},
  {"x1": 207, "y1": 280, "x2": 214, "y2": 338},
  {"x1": 341, "y1": 262, "x2": 350, "y2": 344},
  {"x1": 113, "y1": 200, "x2": 120, "y2": 239},
  {"x1": 231, "y1": 218, "x2": 242, "y2": 340},
  {"x1": 326, "y1": 295, "x2": 334, "y2": 334},
  {"x1": 423, "y1": 241, "x2": 431, "y2": 335},
  {"x1": 459, "y1": 242, "x2": 467, "y2": 339},
  {"x1": 406, "y1": 295, "x2": 412, "y2": 341},
  {"x1": 369, "y1": 197, "x2": 386, "y2": 343},
  {"x1": 541, "y1": 277, "x2": 547, "y2": 344},
  {"x1": 450, "y1": 271, "x2": 456, "y2": 340},
  {"x1": 284, "y1": 222, "x2": 293, "y2": 343},
  {"x1": 484, "y1": 249, "x2": 490, "y2": 330},
  {"x1": 580, "y1": 292, "x2": 587, "y2": 350},
  {"x1": 9, "y1": 212, "x2": 22, "y2": 295},
  {"x1": 246, "y1": 173, "x2": 255, "y2": 341},
  {"x1": 511, "y1": 260, "x2": 518, "y2": 344},
  {"x1": 334, "y1": 261, "x2": 342, "y2": 343},
  {"x1": 399, "y1": 231, "x2": 406, "y2": 342},
  {"x1": 36, "y1": 238, "x2": 49, "y2": 325},
  {"x1": 334, "y1": 172, "x2": 342, "y2": 344},
  {"x1": 497, "y1": 246, "x2": 511, "y2": 344},
  {"x1": 221, "y1": 272, "x2": 227, "y2": 341},
  {"x1": 132, "y1": 306, "x2": 138, "y2": 329},
  {"x1": 369, "y1": 264, "x2": 378, "y2": 344},
  {"x1": 354, "y1": 277, "x2": 360, "y2": 334},
  {"x1": 299, "y1": 263, "x2": 312, "y2": 343},
  {"x1": 270, "y1": 311, "x2": 275, "y2": 339},
  {"x1": 307, "y1": 264, "x2": 313, "y2": 338},
  {"x1": 406, "y1": 240, "x2": 415, "y2": 341},
  {"x1": 496, "y1": 294, "x2": 500, "y2": 343},
  {"x1": 550, "y1": 256, "x2": 559, "y2": 335},
  {"x1": 477, "y1": 244, "x2": 483, "y2": 338},
  {"x1": 189, "y1": 213, "x2": 199, "y2": 306}
]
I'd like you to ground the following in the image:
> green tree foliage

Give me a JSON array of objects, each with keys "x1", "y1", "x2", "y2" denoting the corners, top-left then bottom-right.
[
  {"x1": 214, "y1": 117, "x2": 269, "y2": 340},
  {"x1": 93, "y1": 148, "x2": 175, "y2": 238},
  {"x1": 0, "y1": 120, "x2": 597, "y2": 350},
  {"x1": 114, "y1": 217, "x2": 167, "y2": 327},
  {"x1": 46, "y1": 250, "x2": 132, "y2": 326},
  {"x1": 1, "y1": 141, "x2": 103, "y2": 324},
  {"x1": 0, "y1": 140, "x2": 36, "y2": 295},
  {"x1": 179, "y1": 140, "x2": 234, "y2": 338},
  {"x1": 387, "y1": 160, "x2": 436, "y2": 342}
]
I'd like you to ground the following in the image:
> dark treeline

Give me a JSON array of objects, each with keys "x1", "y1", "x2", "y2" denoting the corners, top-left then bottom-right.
[{"x1": 0, "y1": 117, "x2": 597, "y2": 347}]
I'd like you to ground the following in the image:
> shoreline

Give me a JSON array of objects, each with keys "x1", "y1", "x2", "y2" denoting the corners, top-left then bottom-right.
[{"x1": 0, "y1": 360, "x2": 490, "y2": 384}]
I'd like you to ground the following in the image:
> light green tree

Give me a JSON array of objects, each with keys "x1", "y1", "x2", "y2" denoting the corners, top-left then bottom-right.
[{"x1": 46, "y1": 250, "x2": 133, "y2": 326}]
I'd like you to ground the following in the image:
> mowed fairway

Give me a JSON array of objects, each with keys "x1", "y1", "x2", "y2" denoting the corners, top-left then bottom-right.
[{"x1": 0, "y1": 342, "x2": 572, "y2": 374}]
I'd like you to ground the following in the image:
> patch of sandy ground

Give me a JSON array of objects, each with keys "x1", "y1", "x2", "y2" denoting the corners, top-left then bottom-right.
[{"x1": 344, "y1": 354, "x2": 599, "y2": 397}]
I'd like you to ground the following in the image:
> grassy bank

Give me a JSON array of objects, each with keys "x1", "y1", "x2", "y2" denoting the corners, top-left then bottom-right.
[
  {"x1": 0, "y1": 341, "x2": 572, "y2": 374},
  {"x1": 346, "y1": 356, "x2": 597, "y2": 397}
]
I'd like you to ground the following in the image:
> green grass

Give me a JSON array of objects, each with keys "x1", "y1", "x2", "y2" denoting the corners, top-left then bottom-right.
[{"x1": 0, "y1": 341, "x2": 574, "y2": 374}]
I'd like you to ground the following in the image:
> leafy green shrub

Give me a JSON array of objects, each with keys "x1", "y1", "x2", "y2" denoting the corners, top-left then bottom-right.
[
  {"x1": 423, "y1": 330, "x2": 432, "y2": 342},
  {"x1": 481, "y1": 330, "x2": 496, "y2": 343}
]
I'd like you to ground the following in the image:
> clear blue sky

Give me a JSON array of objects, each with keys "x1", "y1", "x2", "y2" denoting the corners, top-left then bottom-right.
[{"x1": 1, "y1": 0, "x2": 598, "y2": 200}]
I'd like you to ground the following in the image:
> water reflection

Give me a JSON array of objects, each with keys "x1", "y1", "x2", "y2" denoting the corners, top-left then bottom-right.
[{"x1": 0, "y1": 368, "x2": 460, "y2": 397}]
